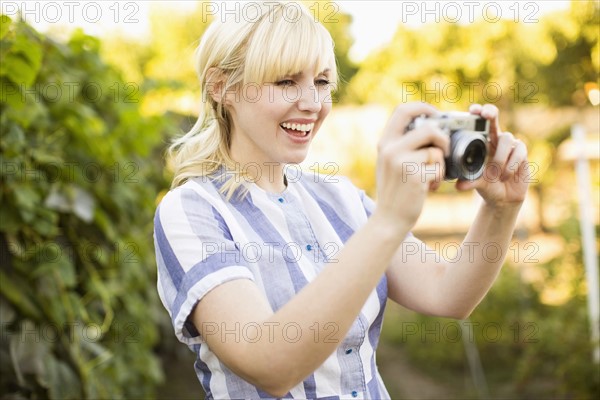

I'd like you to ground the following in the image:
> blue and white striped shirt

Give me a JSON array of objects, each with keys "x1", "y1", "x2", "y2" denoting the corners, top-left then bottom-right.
[{"x1": 154, "y1": 170, "x2": 391, "y2": 399}]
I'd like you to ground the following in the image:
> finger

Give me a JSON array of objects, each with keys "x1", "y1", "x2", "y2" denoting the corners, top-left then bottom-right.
[
  {"x1": 421, "y1": 147, "x2": 445, "y2": 185},
  {"x1": 420, "y1": 146, "x2": 445, "y2": 166},
  {"x1": 470, "y1": 103, "x2": 500, "y2": 149},
  {"x1": 468, "y1": 103, "x2": 483, "y2": 115},
  {"x1": 455, "y1": 178, "x2": 478, "y2": 191},
  {"x1": 481, "y1": 104, "x2": 501, "y2": 147},
  {"x1": 426, "y1": 147, "x2": 445, "y2": 191},
  {"x1": 480, "y1": 103, "x2": 499, "y2": 121},
  {"x1": 491, "y1": 131, "x2": 516, "y2": 170},
  {"x1": 400, "y1": 124, "x2": 451, "y2": 155},
  {"x1": 429, "y1": 180, "x2": 442, "y2": 191},
  {"x1": 381, "y1": 102, "x2": 438, "y2": 141},
  {"x1": 501, "y1": 139, "x2": 527, "y2": 182}
]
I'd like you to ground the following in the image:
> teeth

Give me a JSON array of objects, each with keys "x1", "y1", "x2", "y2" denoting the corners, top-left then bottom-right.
[{"x1": 281, "y1": 122, "x2": 315, "y2": 132}]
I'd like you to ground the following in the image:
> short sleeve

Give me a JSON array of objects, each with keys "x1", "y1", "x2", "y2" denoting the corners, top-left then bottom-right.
[
  {"x1": 153, "y1": 187, "x2": 254, "y2": 345},
  {"x1": 359, "y1": 190, "x2": 376, "y2": 217}
]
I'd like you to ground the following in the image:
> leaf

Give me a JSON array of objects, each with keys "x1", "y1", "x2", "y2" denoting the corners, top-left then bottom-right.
[
  {"x1": 35, "y1": 210, "x2": 59, "y2": 237},
  {"x1": 1, "y1": 88, "x2": 47, "y2": 129},
  {"x1": 72, "y1": 187, "x2": 95, "y2": 223},
  {"x1": 13, "y1": 184, "x2": 41, "y2": 212},
  {"x1": 42, "y1": 354, "x2": 82, "y2": 400},
  {"x1": 0, "y1": 15, "x2": 11, "y2": 40},
  {"x1": 34, "y1": 255, "x2": 77, "y2": 289},
  {"x1": 11, "y1": 30, "x2": 43, "y2": 72},
  {"x1": 0, "y1": 54, "x2": 37, "y2": 86},
  {"x1": 0, "y1": 79, "x2": 25, "y2": 109},
  {"x1": 0, "y1": 297, "x2": 16, "y2": 324},
  {"x1": 0, "y1": 124, "x2": 25, "y2": 153},
  {"x1": 0, "y1": 202, "x2": 21, "y2": 233},
  {"x1": 9, "y1": 320, "x2": 50, "y2": 379},
  {"x1": 0, "y1": 270, "x2": 41, "y2": 319},
  {"x1": 44, "y1": 187, "x2": 71, "y2": 213},
  {"x1": 44, "y1": 185, "x2": 96, "y2": 223}
]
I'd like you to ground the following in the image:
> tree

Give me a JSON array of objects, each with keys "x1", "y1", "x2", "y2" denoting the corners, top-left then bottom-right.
[
  {"x1": 346, "y1": 3, "x2": 599, "y2": 109},
  {"x1": 1, "y1": 15, "x2": 170, "y2": 399}
]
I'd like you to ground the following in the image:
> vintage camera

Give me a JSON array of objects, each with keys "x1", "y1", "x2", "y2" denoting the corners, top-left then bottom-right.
[{"x1": 408, "y1": 112, "x2": 490, "y2": 181}]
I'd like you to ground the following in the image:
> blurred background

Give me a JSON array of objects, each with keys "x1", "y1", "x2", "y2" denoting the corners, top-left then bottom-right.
[{"x1": 0, "y1": 1, "x2": 598, "y2": 399}]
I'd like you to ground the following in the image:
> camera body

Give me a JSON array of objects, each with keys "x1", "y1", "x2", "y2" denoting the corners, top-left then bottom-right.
[{"x1": 408, "y1": 112, "x2": 490, "y2": 181}]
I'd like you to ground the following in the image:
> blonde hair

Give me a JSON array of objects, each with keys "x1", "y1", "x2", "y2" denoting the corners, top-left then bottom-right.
[{"x1": 168, "y1": 1, "x2": 338, "y2": 198}]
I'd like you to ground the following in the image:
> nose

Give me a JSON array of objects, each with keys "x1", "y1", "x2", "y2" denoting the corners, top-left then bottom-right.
[{"x1": 297, "y1": 84, "x2": 323, "y2": 113}]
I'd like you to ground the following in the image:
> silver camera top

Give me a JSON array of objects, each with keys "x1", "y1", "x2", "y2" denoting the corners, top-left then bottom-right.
[{"x1": 410, "y1": 112, "x2": 490, "y2": 135}]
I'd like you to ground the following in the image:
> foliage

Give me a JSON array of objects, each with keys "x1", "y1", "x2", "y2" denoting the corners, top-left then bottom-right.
[
  {"x1": 101, "y1": 2, "x2": 213, "y2": 117},
  {"x1": 347, "y1": 3, "x2": 599, "y2": 109},
  {"x1": 384, "y1": 214, "x2": 600, "y2": 399},
  {"x1": 0, "y1": 16, "x2": 171, "y2": 399}
]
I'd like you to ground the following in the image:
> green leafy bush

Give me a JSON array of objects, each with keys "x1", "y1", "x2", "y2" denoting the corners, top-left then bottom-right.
[{"x1": 1, "y1": 16, "x2": 171, "y2": 399}]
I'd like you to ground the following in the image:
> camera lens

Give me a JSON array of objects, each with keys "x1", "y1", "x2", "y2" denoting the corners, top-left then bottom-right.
[
  {"x1": 448, "y1": 131, "x2": 488, "y2": 180},
  {"x1": 463, "y1": 139, "x2": 487, "y2": 173}
]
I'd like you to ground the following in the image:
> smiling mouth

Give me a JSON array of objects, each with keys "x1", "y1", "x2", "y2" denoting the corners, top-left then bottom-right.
[{"x1": 280, "y1": 122, "x2": 315, "y2": 137}]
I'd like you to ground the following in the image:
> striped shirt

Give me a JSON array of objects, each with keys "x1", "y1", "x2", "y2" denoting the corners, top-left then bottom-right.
[{"x1": 154, "y1": 169, "x2": 391, "y2": 399}]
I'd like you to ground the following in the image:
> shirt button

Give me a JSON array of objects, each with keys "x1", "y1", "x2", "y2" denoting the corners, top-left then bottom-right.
[
  {"x1": 351, "y1": 391, "x2": 358, "y2": 398},
  {"x1": 345, "y1": 348, "x2": 352, "y2": 354},
  {"x1": 278, "y1": 198, "x2": 284, "y2": 203},
  {"x1": 306, "y1": 244, "x2": 312, "y2": 251}
]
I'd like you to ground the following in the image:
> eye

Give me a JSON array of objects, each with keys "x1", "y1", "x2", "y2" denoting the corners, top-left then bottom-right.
[
  {"x1": 315, "y1": 78, "x2": 331, "y2": 87},
  {"x1": 275, "y1": 79, "x2": 294, "y2": 86}
]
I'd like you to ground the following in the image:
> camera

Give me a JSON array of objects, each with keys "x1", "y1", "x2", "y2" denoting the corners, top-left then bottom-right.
[{"x1": 408, "y1": 112, "x2": 490, "y2": 181}]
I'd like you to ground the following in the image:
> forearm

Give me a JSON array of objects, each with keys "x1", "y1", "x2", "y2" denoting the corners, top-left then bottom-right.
[
  {"x1": 238, "y1": 214, "x2": 409, "y2": 394},
  {"x1": 437, "y1": 202, "x2": 522, "y2": 318}
]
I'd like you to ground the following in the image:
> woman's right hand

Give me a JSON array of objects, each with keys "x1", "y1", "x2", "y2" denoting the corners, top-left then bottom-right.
[{"x1": 374, "y1": 102, "x2": 450, "y2": 233}]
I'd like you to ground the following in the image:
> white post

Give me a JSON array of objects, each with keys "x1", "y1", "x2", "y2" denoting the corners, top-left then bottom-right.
[
  {"x1": 461, "y1": 320, "x2": 489, "y2": 399},
  {"x1": 572, "y1": 124, "x2": 600, "y2": 363}
]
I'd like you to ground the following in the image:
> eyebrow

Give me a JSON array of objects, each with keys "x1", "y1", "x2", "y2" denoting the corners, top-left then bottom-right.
[{"x1": 289, "y1": 69, "x2": 331, "y2": 79}]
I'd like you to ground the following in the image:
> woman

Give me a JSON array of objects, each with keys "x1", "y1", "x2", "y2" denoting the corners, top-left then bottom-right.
[{"x1": 154, "y1": 2, "x2": 529, "y2": 399}]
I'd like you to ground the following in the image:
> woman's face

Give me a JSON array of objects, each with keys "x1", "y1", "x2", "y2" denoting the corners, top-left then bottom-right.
[{"x1": 226, "y1": 67, "x2": 333, "y2": 169}]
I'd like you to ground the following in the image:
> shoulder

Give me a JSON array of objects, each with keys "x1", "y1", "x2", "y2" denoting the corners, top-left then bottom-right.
[{"x1": 155, "y1": 177, "x2": 225, "y2": 220}]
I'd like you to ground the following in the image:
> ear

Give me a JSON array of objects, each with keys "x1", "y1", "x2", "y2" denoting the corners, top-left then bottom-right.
[{"x1": 206, "y1": 67, "x2": 227, "y2": 104}]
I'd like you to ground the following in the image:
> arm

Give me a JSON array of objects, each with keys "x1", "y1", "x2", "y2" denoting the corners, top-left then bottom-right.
[
  {"x1": 192, "y1": 103, "x2": 449, "y2": 397},
  {"x1": 193, "y1": 213, "x2": 407, "y2": 397},
  {"x1": 387, "y1": 104, "x2": 530, "y2": 319}
]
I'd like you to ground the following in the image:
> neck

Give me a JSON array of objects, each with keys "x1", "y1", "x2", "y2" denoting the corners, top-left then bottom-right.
[{"x1": 247, "y1": 162, "x2": 287, "y2": 193}]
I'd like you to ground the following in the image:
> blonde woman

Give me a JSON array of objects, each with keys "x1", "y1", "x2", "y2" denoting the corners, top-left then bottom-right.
[{"x1": 154, "y1": 2, "x2": 529, "y2": 398}]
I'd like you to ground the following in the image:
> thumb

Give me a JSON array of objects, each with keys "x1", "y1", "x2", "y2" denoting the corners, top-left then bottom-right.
[{"x1": 455, "y1": 178, "x2": 481, "y2": 192}]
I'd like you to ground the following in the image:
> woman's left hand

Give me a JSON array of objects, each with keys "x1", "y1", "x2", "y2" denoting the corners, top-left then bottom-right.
[{"x1": 456, "y1": 104, "x2": 529, "y2": 207}]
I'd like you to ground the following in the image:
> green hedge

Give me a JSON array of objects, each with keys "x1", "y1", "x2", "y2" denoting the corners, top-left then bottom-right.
[{"x1": 1, "y1": 15, "x2": 171, "y2": 399}]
